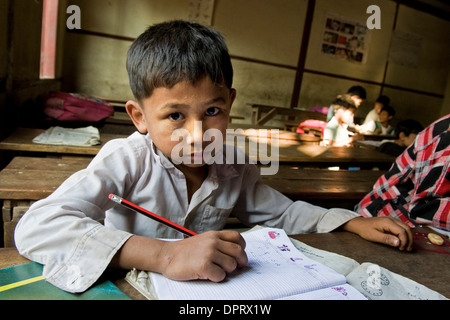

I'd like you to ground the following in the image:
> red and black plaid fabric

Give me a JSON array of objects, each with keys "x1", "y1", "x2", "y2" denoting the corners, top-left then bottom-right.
[{"x1": 355, "y1": 114, "x2": 450, "y2": 230}]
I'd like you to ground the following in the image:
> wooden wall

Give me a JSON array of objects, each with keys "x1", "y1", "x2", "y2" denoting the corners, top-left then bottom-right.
[
  {"x1": 0, "y1": 0, "x2": 66, "y2": 141},
  {"x1": 2, "y1": 0, "x2": 450, "y2": 137},
  {"x1": 61, "y1": 0, "x2": 450, "y2": 128}
]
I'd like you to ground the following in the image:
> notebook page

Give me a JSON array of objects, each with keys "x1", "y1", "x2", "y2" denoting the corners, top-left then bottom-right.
[
  {"x1": 278, "y1": 284, "x2": 367, "y2": 300},
  {"x1": 151, "y1": 228, "x2": 347, "y2": 300}
]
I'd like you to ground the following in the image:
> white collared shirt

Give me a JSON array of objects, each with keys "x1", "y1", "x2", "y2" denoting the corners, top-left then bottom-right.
[{"x1": 15, "y1": 132, "x2": 358, "y2": 293}]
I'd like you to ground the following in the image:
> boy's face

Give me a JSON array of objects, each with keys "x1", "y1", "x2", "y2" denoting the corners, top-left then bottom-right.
[
  {"x1": 379, "y1": 110, "x2": 392, "y2": 123},
  {"x1": 335, "y1": 108, "x2": 354, "y2": 124},
  {"x1": 399, "y1": 132, "x2": 417, "y2": 147},
  {"x1": 350, "y1": 95, "x2": 362, "y2": 108},
  {"x1": 374, "y1": 102, "x2": 383, "y2": 114},
  {"x1": 126, "y1": 76, "x2": 236, "y2": 168}
]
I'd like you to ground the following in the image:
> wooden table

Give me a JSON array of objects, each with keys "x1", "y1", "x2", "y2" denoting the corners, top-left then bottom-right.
[
  {"x1": 0, "y1": 127, "x2": 126, "y2": 156},
  {"x1": 226, "y1": 127, "x2": 396, "y2": 169},
  {"x1": 361, "y1": 133, "x2": 394, "y2": 141},
  {"x1": 250, "y1": 104, "x2": 326, "y2": 126},
  {"x1": 291, "y1": 228, "x2": 450, "y2": 299},
  {"x1": 2, "y1": 227, "x2": 448, "y2": 299},
  {"x1": 0, "y1": 155, "x2": 386, "y2": 246},
  {"x1": 243, "y1": 141, "x2": 396, "y2": 169},
  {"x1": 261, "y1": 166, "x2": 384, "y2": 209},
  {"x1": 1, "y1": 127, "x2": 395, "y2": 170}
]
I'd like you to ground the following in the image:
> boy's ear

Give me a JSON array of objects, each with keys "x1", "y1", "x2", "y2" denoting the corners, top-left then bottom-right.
[
  {"x1": 230, "y1": 88, "x2": 236, "y2": 105},
  {"x1": 125, "y1": 100, "x2": 148, "y2": 134}
]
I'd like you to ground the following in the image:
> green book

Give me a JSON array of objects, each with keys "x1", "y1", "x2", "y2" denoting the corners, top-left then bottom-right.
[{"x1": 0, "y1": 262, "x2": 131, "y2": 300}]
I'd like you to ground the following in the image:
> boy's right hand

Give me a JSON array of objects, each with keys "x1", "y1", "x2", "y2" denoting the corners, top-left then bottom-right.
[{"x1": 159, "y1": 230, "x2": 248, "y2": 282}]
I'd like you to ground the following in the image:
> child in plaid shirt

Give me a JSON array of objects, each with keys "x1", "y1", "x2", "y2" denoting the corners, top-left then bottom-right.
[{"x1": 356, "y1": 114, "x2": 450, "y2": 230}]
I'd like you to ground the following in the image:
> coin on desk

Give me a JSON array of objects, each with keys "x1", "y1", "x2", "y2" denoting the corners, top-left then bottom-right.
[{"x1": 427, "y1": 233, "x2": 444, "y2": 246}]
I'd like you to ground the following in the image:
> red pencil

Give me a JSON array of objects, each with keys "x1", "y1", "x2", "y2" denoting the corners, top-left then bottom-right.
[{"x1": 108, "y1": 194, "x2": 197, "y2": 237}]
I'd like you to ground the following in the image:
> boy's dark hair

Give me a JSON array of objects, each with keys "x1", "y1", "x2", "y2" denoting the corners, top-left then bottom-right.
[
  {"x1": 347, "y1": 85, "x2": 366, "y2": 100},
  {"x1": 127, "y1": 20, "x2": 233, "y2": 101},
  {"x1": 376, "y1": 95, "x2": 390, "y2": 106},
  {"x1": 331, "y1": 94, "x2": 357, "y2": 111},
  {"x1": 381, "y1": 105, "x2": 395, "y2": 117},
  {"x1": 395, "y1": 119, "x2": 424, "y2": 137}
]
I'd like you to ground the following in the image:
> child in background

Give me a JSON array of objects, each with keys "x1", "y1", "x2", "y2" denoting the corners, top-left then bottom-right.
[
  {"x1": 374, "y1": 105, "x2": 395, "y2": 135},
  {"x1": 326, "y1": 85, "x2": 366, "y2": 121},
  {"x1": 378, "y1": 119, "x2": 424, "y2": 156},
  {"x1": 323, "y1": 94, "x2": 358, "y2": 146},
  {"x1": 358, "y1": 95, "x2": 390, "y2": 133},
  {"x1": 15, "y1": 20, "x2": 413, "y2": 294}
]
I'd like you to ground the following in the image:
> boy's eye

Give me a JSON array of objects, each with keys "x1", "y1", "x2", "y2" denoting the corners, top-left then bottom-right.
[
  {"x1": 169, "y1": 112, "x2": 183, "y2": 121},
  {"x1": 205, "y1": 107, "x2": 220, "y2": 116}
]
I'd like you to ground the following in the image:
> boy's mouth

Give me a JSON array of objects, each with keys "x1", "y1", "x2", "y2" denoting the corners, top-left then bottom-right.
[{"x1": 190, "y1": 152, "x2": 204, "y2": 161}]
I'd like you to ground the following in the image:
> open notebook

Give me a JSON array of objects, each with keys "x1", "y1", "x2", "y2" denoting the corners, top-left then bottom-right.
[{"x1": 126, "y1": 228, "x2": 366, "y2": 300}]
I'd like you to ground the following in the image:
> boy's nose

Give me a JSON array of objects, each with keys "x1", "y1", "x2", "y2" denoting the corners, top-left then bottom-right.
[{"x1": 185, "y1": 120, "x2": 205, "y2": 145}]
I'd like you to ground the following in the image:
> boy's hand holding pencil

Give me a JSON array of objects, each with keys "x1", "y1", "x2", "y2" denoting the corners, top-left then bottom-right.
[
  {"x1": 109, "y1": 194, "x2": 248, "y2": 282},
  {"x1": 158, "y1": 230, "x2": 248, "y2": 282}
]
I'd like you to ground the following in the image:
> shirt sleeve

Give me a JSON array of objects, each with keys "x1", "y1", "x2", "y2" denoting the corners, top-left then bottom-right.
[
  {"x1": 354, "y1": 142, "x2": 417, "y2": 226},
  {"x1": 355, "y1": 114, "x2": 450, "y2": 230},
  {"x1": 14, "y1": 138, "x2": 141, "y2": 293},
  {"x1": 233, "y1": 164, "x2": 359, "y2": 235}
]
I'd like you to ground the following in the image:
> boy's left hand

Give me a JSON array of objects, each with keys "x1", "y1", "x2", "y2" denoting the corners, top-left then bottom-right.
[{"x1": 342, "y1": 216, "x2": 414, "y2": 251}]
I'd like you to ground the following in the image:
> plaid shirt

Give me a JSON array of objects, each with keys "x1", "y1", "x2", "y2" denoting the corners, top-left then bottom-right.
[{"x1": 355, "y1": 114, "x2": 450, "y2": 230}]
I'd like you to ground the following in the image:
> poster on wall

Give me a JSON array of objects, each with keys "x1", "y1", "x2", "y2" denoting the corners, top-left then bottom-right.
[
  {"x1": 188, "y1": 0, "x2": 215, "y2": 26},
  {"x1": 388, "y1": 31, "x2": 421, "y2": 68},
  {"x1": 321, "y1": 13, "x2": 371, "y2": 64}
]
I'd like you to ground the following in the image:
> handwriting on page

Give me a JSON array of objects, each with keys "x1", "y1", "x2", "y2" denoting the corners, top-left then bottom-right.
[{"x1": 151, "y1": 228, "x2": 347, "y2": 299}]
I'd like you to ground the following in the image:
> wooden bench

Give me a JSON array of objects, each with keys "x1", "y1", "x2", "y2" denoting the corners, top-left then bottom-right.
[{"x1": 261, "y1": 165, "x2": 384, "y2": 209}]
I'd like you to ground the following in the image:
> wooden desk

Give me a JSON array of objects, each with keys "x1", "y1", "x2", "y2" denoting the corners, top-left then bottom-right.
[
  {"x1": 0, "y1": 154, "x2": 387, "y2": 246},
  {"x1": 242, "y1": 141, "x2": 396, "y2": 169},
  {"x1": 2, "y1": 227, "x2": 448, "y2": 299},
  {"x1": 229, "y1": 115, "x2": 245, "y2": 123},
  {"x1": 227, "y1": 127, "x2": 321, "y2": 143},
  {"x1": 275, "y1": 144, "x2": 395, "y2": 167},
  {"x1": 0, "y1": 127, "x2": 126, "y2": 156},
  {"x1": 291, "y1": 228, "x2": 450, "y2": 299},
  {"x1": 1, "y1": 128, "x2": 393, "y2": 170},
  {"x1": 361, "y1": 133, "x2": 394, "y2": 141},
  {"x1": 0, "y1": 156, "x2": 92, "y2": 247},
  {"x1": 0, "y1": 127, "x2": 317, "y2": 157},
  {"x1": 261, "y1": 166, "x2": 384, "y2": 209},
  {"x1": 250, "y1": 104, "x2": 326, "y2": 126},
  {"x1": 227, "y1": 127, "x2": 395, "y2": 169}
]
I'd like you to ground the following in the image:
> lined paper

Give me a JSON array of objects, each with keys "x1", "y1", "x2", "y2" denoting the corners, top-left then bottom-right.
[{"x1": 151, "y1": 228, "x2": 360, "y2": 300}]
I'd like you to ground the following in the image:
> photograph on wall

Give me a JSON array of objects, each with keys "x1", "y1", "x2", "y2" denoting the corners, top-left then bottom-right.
[
  {"x1": 188, "y1": 0, "x2": 215, "y2": 26},
  {"x1": 321, "y1": 13, "x2": 371, "y2": 64}
]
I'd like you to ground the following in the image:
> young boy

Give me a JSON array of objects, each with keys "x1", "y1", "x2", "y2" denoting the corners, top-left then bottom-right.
[
  {"x1": 358, "y1": 95, "x2": 390, "y2": 133},
  {"x1": 15, "y1": 20, "x2": 412, "y2": 293},
  {"x1": 323, "y1": 94, "x2": 357, "y2": 146},
  {"x1": 378, "y1": 119, "x2": 424, "y2": 156},
  {"x1": 374, "y1": 105, "x2": 395, "y2": 135},
  {"x1": 326, "y1": 85, "x2": 366, "y2": 122}
]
